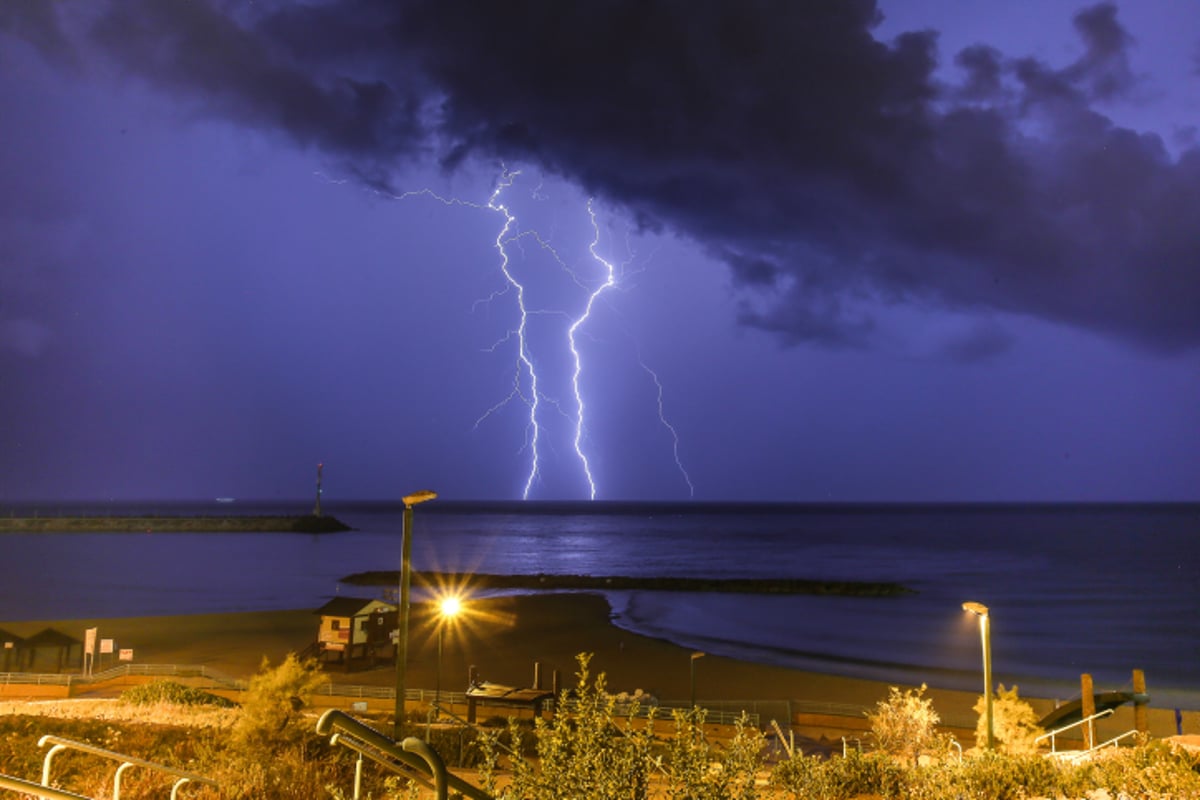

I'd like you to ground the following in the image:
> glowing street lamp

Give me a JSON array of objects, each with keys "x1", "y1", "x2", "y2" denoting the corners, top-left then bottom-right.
[
  {"x1": 963, "y1": 601, "x2": 994, "y2": 750},
  {"x1": 435, "y1": 594, "x2": 463, "y2": 717},
  {"x1": 394, "y1": 490, "x2": 437, "y2": 740}
]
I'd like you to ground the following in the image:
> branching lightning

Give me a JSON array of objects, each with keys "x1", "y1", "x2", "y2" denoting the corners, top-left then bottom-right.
[
  {"x1": 483, "y1": 170, "x2": 543, "y2": 499},
  {"x1": 638, "y1": 352, "x2": 695, "y2": 497},
  {"x1": 567, "y1": 200, "x2": 617, "y2": 499},
  {"x1": 328, "y1": 166, "x2": 693, "y2": 500}
]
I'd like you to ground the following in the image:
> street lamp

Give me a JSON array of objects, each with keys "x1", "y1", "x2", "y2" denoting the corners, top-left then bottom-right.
[
  {"x1": 435, "y1": 595, "x2": 463, "y2": 717},
  {"x1": 394, "y1": 489, "x2": 437, "y2": 740},
  {"x1": 963, "y1": 601, "x2": 994, "y2": 750},
  {"x1": 690, "y1": 651, "x2": 705, "y2": 709}
]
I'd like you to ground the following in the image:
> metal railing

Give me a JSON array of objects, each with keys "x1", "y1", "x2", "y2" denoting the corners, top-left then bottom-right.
[
  {"x1": 316, "y1": 709, "x2": 494, "y2": 800},
  {"x1": 1035, "y1": 708, "x2": 1114, "y2": 755},
  {"x1": 2, "y1": 664, "x2": 246, "y2": 691},
  {"x1": 1, "y1": 672, "x2": 75, "y2": 686},
  {"x1": 38, "y1": 734, "x2": 218, "y2": 800},
  {"x1": 1, "y1": 772, "x2": 93, "y2": 800}
]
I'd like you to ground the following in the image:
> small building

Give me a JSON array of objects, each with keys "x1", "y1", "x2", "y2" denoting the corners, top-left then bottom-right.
[
  {"x1": 465, "y1": 681, "x2": 556, "y2": 722},
  {"x1": 314, "y1": 597, "x2": 397, "y2": 668},
  {"x1": 0, "y1": 628, "x2": 25, "y2": 673},
  {"x1": 21, "y1": 628, "x2": 82, "y2": 673}
]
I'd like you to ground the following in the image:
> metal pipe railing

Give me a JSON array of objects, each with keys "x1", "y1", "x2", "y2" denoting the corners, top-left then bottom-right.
[
  {"x1": 316, "y1": 709, "x2": 493, "y2": 800},
  {"x1": 38, "y1": 735, "x2": 218, "y2": 800},
  {"x1": 1034, "y1": 708, "x2": 1114, "y2": 753},
  {"x1": 1, "y1": 772, "x2": 94, "y2": 800}
]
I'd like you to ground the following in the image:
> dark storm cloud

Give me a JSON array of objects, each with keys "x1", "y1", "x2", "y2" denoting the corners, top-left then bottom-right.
[
  {"x1": 88, "y1": 0, "x2": 429, "y2": 179},
  {"x1": 0, "y1": 0, "x2": 78, "y2": 70},
  {"x1": 22, "y1": 0, "x2": 1200, "y2": 355}
]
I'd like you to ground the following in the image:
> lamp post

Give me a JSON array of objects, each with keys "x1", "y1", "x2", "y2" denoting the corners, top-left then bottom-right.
[
  {"x1": 435, "y1": 595, "x2": 462, "y2": 718},
  {"x1": 963, "y1": 601, "x2": 994, "y2": 750},
  {"x1": 690, "y1": 651, "x2": 705, "y2": 709},
  {"x1": 394, "y1": 489, "x2": 437, "y2": 740}
]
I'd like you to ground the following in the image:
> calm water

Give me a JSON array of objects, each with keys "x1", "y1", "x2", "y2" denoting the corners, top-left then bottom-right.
[{"x1": 2, "y1": 501, "x2": 1197, "y2": 706}]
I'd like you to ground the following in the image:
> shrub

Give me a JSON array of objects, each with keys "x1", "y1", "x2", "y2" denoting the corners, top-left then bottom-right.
[
  {"x1": 866, "y1": 684, "x2": 949, "y2": 767},
  {"x1": 973, "y1": 683, "x2": 1044, "y2": 754},
  {"x1": 229, "y1": 652, "x2": 328, "y2": 752},
  {"x1": 121, "y1": 680, "x2": 236, "y2": 708},
  {"x1": 481, "y1": 653, "x2": 653, "y2": 799}
]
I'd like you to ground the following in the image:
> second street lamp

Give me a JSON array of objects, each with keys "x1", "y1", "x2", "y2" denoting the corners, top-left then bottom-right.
[
  {"x1": 394, "y1": 489, "x2": 437, "y2": 740},
  {"x1": 963, "y1": 601, "x2": 994, "y2": 750},
  {"x1": 690, "y1": 651, "x2": 705, "y2": 709},
  {"x1": 435, "y1": 594, "x2": 463, "y2": 718}
]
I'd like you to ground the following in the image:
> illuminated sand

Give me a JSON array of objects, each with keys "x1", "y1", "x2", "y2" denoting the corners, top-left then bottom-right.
[{"x1": 2, "y1": 593, "x2": 1192, "y2": 740}]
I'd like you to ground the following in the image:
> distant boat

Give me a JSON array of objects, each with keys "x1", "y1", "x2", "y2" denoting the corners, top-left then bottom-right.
[{"x1": 215, "y1": 497, "x2": 235, "y2": 504}]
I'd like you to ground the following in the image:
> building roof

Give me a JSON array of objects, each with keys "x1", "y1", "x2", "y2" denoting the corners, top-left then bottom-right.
[
  {"x1": 314, "y1": 596, "x2": 394, "y2": 618},
  {"x1": 466, "y1": 681, "x2": 555, "y2": 704},
  {"x1": 23, "y1": 627, "x2": 81, "y2": 648},
  {"x1": 0, "y1": 628, "x2": 25, "y2": 646}
]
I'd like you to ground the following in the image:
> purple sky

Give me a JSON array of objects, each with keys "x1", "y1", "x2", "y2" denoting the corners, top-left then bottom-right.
[{"x1": 1, "y1": 1, "x2": 1198, "y2": 503}]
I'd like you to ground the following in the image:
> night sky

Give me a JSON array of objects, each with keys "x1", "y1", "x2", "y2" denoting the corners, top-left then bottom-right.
[{"x1": 2, "y1": 1, "x2": 1198, "y2": 503}]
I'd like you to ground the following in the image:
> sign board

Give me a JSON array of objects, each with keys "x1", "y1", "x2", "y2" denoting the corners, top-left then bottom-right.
[
  {"x1": 100, "y1": 639, "x2": 114, "y2": 654},
  {"x1": 84, "y1": 627, "x2": 98, "y2": 656},
  {"x1": 118, "y1": 649, "x2": 134, "y2": 661},
  {"x1": 352, "y1": 701, "x2": 368, "y2": 712},
  {"x1": 3, "y1": 641, "x2": 12, "y2": 649}
]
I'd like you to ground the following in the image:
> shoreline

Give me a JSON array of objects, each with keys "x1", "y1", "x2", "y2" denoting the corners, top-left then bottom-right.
[
  {"x1": 0, "y1": 514, "x2": 351, "y2": 533},
  {"x1": 342, "y1": 570, "x2": 916, "y2": 596},
  {"x1": 3, "y1": 593, "x2": 1194, "y2": 740}
]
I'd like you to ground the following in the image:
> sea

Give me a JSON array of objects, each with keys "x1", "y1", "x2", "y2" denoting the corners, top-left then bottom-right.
[{"x1": 2, "y1": 501, "x2": 1197, "y2": 708}]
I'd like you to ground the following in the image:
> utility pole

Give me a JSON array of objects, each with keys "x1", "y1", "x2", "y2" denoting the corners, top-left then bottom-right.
[{"x1": 313, "y1": 462, "x2": 323, "y2": 517}]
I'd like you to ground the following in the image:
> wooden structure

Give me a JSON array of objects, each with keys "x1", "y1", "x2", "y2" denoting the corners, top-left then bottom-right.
[
  {"x1": 0, "y1": 628, "x2": 24, "y2": 672},
  {"x1": 21, "y1": 628, "x2": 82, "y2": 673},
  {"x1": 466, "y1": 681, "x2": 556, "y2": 723},
  {"x1": 313, "y1": 597, "x2": 397, "y2": 668}
]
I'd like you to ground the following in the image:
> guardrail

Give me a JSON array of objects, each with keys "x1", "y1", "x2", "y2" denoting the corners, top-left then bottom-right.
[
  {"x1": 1036, "y1": 708, "x2": 1114, "y2": 754},
  {"x1": 2, "y1": 664, "x2": 247, "y2": 692},
  {"x1": 38, "y1": 734, "x2": 218, "y2": 800},
  {"x1": 317, "y1": 709, "x2": 494, "y2": 800},
  {"x1": 0, "y1": 772, "x2": 94, "y2": 800},
  {"x1": 1, "y1": 672, "x2": 75, "y2": 687}
]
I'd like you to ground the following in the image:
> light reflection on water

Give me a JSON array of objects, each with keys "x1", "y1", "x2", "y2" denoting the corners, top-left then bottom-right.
[{"x1": 2, "y1": 502, "x2": 1196, "y2": 704}]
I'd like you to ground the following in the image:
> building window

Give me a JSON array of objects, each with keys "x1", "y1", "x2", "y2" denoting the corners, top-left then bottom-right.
[{"x1": 331, "y1": 620, "x2": 341, "y2": 631}]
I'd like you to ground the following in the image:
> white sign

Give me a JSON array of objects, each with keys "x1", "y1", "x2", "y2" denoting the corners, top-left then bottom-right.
[
  {"x1": 84, "y1": 627, "x2": 98, "y2": 656},
  {"x1": 118, "y1": 649, "x2": 134, "y2": 661},
  {"x1": 100, "y1": 639, "x2": 114, "y2": 654},
  {"x1": 3, "y1": 641, "x2": 12, "y2": 649}
]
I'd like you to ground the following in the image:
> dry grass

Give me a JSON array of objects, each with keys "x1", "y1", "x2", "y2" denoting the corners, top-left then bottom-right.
[{"x1": 0, "y1": 697, "x2": 239, "y2": 728}]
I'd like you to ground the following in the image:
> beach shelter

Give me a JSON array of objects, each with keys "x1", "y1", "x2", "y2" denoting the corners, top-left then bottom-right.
[
  {"x1": 314, "y1": 597, "x2": 397, "y2": 667},
  {"x1": 0, "y1": 628, "x2": 24, "y2": 672},
  {"x1": 22, "y1": 627, "x2": 82, "y2": 673}
]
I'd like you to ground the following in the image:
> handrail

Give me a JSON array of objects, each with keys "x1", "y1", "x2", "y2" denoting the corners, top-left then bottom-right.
[
  {"x1": 1, "y1": 772, "x2": 95, "y2": 800},
  {"x1": 316, "y1": 709, "x2": 493, "y2": 800},
  {"x1": 1050, "y1": 729, "x2": 1141, "y2": 763},
  {"x1": 38, "y1": 735, "x2": 217, "y2": 800},
  {"x1": 1092, "y1": 729, "x2": 1139, "y2": 752},
  {"x1": 1035, "y1": 708, "x2": 1114, "y2": 753}
]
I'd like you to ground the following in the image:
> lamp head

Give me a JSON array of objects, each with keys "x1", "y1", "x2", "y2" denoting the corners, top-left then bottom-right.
[
  {"x1": 439, "y1": 595, "x2": 462, "y2": 619},
  {"x1": 403, "y1": 490, "x2": 438, "y2": 507},
  {"x1": 962, "y1": 601, "x2": 989, "y2": 617}
]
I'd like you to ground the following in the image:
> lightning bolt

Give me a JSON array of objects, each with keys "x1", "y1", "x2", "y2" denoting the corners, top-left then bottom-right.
[
  {"x1": 321, "y1": 167, "x2": 694, "y2": 500},
  {"x1": 639, "y1": 353, "x2": 695, "y2": 497},
  {"x1": 484, "y1": 170, "x2": 544, "y2": 499},
  {"x1": 566, "y1": 200, "x2": 617, "y2": 499}
]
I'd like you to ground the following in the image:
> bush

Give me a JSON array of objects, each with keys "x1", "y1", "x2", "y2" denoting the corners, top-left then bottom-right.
[
  {"x1": 973, "y1": 683, "x2": 1044, "y2": 754},
  {"x1": 121, "y1": 680, "x2": 236, "y2": 708},
  {"x1": 866, "y1": 684, "x2": 950, "y2": 767},
  {"x1": 229, "y1": 652, "x2": 328, "y2": 752}
]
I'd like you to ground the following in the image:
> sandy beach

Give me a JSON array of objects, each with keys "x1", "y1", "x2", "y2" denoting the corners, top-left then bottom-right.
[{"x1": 2, "y1": 592, "x2": 1192, "y2": 740}]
